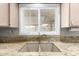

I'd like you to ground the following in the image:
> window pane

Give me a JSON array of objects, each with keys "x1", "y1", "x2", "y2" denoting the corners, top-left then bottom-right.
[
  {"x1": 23, "y1": 10, "x2": 38, "y2": 32},
  {"x1": 40, "y1": 9, "x2": 55, "y2": 32}
]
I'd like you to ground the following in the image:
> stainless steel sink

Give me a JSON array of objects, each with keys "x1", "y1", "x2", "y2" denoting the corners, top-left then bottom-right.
[
  {"x1": 40, "y1": 43, "x2": 60, "y2": 52},
  {"x1": 19, "y1": 43, "x2": 39, "y2": 52},
  {"x1": 19, "y1": 43, "x2": 61, "y2": 52}
]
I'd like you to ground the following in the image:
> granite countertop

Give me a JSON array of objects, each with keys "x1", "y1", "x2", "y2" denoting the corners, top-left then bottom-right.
[
  {"x1": 53, "y1": 41, "x2": 79, "y2": 52},
  {"x1": 0, "y1": 41, "x2": 79, "y2": 56}
]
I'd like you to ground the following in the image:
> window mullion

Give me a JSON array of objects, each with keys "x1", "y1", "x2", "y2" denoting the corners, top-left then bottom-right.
[{"x1": 38, "y1": 8, "x2": 40, "y2": 35}]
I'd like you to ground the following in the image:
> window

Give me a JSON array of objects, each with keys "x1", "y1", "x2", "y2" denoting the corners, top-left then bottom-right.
[{"x1": 19, "y1": 4, "x2": 60, "y2": 35}]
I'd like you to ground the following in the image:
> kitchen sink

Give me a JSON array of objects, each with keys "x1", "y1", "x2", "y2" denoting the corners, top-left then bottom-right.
[
  {"x1": 19, "y1": 43, "x2": 39, "y2": 52},
  {"x1": 19, "y1": 43, "x2": 61, "y2": 52}
]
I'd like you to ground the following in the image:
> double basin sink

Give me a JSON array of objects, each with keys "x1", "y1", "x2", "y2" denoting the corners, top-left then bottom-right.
[{"x1": 19, "y1": 43, "x2": 61, "y2": 52}]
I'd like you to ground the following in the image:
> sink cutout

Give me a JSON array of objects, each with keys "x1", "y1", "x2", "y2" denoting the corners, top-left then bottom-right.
[{"x1": 19, "y1": 43, "x2": 61, "y2": 52}]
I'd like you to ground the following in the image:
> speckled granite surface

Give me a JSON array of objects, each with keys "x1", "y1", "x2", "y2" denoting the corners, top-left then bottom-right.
[
  {"x1": 1, "y1": 35, "x2": 79, "y2": 43},
  {"x1": 0, "y1": 41, "x2": 79, "y2": 56},
  {"x1": 0, "y1": 35, "x2": 79, "y2": 56},
  {"x1": 0, "y1": 35, "x2": 60, "y2": 43},
  {"x1": 60, "y1": 36, "x2": 79, "y2": 43}
]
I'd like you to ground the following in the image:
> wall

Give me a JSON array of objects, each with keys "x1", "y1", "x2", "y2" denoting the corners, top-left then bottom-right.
[
  {"x1": 0, "y1": 28, "x2": 78, "y2": 36},
  {"x1": 61, "y1": 28, "x2": 79, "y2": 36},
  {"x1": 0, "y1": 28, "x2": 19, "y2": 36}
]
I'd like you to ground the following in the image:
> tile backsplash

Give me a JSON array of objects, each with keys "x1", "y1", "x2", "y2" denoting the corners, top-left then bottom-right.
[
  {"x1": 0, "y1": 28, "x2": 19, "y2": 36},
  {"x1": 61, "y1": 28, "x2": 79, "y2": 36},
  {"x1": 0, "y1": 28, "x2": 79, "y2": 36}
]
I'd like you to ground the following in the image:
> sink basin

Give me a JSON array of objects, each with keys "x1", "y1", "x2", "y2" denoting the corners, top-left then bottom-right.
[
  {"x1": 19, "y1": 43, "x2": 61, "y2": 52},
  {"x1": 40, "y1": 43, "x2": 60, "y2": 52},
  {"x1": 19, "y1": 43, "x2": 39, "y2": 52}
]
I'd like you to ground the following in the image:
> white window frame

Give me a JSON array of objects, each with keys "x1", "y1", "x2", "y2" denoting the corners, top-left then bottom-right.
[{"x1": 19, "y1": 4, "x2": 60, "y2": 35}]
